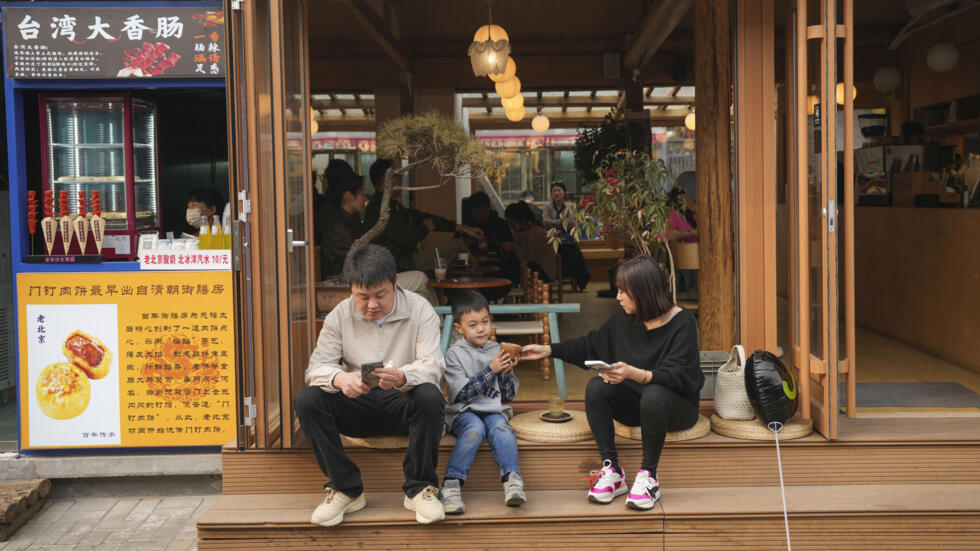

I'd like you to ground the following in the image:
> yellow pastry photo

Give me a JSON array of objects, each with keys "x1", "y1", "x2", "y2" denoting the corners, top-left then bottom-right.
[
  {"x1": 62, "y1": 330, "x2": 112, "y2": 380},
  {"x1": 36, "y1": 362, "x2": 91, "y2": 420}
]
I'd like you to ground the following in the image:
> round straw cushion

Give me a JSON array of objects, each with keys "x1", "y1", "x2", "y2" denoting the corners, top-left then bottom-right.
[
  {"x1": 614, "y1": 414, "x2": 711, "y2": 442},
  {"x1": 510, "y1": 410, "x2": 593, "y2": 443},
  {"x1": 710, "y1": 413, "x2": 813, "y2": 441}
]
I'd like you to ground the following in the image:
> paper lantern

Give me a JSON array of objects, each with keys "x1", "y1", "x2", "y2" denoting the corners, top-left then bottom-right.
[
  {"x1": 872, "y1": 66, "x2": 901, "y2": 93},
  {"x1": 531, "y1": 114, "x2": 549, "y2": 132},
  {"x1": 835, "y1": 82, "x2": 857, "y2": 105},
  {"x1": 495, "y1": 76, "x2": 521, "y2": 99},
  {"x1": 310, "y1": 118, "x2": 318, "y2": 136},
  {"x1": 501, "y1": 93, "x2": 524, "y2": 111},
  {"x1": 468, "y1": 25, "x2": 511, "y2": 77},
  {"x1": 505, "y1": 106, "x2": 526, "y2": 122},
  {"x1": 926, "y1": 42, "x2": 958, "y2": 72},
  {"x1": 684, "y1": 111, "x2": 696, "y2": 131},
  {"x1": 488, "y1": 57, "x2": 517, "y2": 83},
  {"x1": 743, "y1": 350, "x2": 798, "y2": 426},
  {"x1": 806, "y1": 94, "x2": 819, "y2": 115},
  {"x1": 310, "y1": 106, "x2": 318, "y2": 121}
]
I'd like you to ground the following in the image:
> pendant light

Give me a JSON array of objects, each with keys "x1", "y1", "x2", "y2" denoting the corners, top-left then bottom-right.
[
  {"x1": 495, "y1": 76, "x2": 521, "y2": 99},
  {"x1": 468, "y1": 2, "x2": 511, "y2": 77},
  {"x1": 684, "y1": 109, "x2": 696, "y2": 131},
  {"x1": 532, "y1": 111, "x2": 549, "y2": 132},
  {"x1": 926, "y1": 42, "x2": 958, "y2": 72}
]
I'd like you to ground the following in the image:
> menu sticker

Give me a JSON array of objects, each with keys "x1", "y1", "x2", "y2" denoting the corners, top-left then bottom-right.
[{"x1": 3, "y1": 6, "x2": 225, "y2": 79}]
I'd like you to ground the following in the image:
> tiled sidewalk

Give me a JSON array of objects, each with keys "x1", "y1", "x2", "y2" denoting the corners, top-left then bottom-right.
[{"x1": 0, "y1": 495, "x2": 216, "y2": 551}]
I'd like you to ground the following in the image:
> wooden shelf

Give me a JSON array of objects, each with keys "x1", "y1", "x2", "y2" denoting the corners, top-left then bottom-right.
[{"x1": 925, "y1": 117, "x2": 980, "y2": 135}]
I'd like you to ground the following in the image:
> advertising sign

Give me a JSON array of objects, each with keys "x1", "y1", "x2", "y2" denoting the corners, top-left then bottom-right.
[
  {"x1": 3, "y1": 6, "x2": 225, "y2": 79},
  {"x1": 17, "y1": 271, "x2": 236, "y2": 449}
]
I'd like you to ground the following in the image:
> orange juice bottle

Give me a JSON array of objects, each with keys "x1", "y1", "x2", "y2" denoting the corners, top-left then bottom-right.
[
  {"x1": 222, "y1": 213, "x2": 232, "y2": 249},
  {"x1": 198, "y1": 222, "x2": 212, "y2": 250},
  {"x1": 210, "y1": 215, "x2": 222, "y2": 249}
]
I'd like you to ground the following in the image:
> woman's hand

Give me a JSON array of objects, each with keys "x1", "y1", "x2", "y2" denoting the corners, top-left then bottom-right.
[
  {"x1": 601, "y1": 362, "x2": 650, "y2": 385},
  {"x1": 520, "y1": 344, "x2": 551, "y2": 361}
]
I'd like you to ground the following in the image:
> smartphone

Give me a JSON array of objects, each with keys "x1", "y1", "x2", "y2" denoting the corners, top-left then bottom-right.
[
  {"x1": 360, "y1": 361, "x2": 383, "y2": 389},
  {"x1": 584, "y1": 360, "x2": 614, "y2": 371}
]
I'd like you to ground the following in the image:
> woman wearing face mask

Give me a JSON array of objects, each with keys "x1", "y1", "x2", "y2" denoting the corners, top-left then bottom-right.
[{"x1": 186, "y1": 187, "x2": 225, "y2": 234}]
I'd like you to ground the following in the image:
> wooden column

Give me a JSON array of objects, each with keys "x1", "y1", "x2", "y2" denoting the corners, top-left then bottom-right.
[
  {"x1": 735, "y1": 0, "x2": 777, "y2": 354},
  {"x1": 694, "y1": 0, "x2": 736, "y2": 350}
]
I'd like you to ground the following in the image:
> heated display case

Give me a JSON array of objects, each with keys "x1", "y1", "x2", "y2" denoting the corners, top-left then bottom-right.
[{"x1": 40, "y1": 94, "x2": 160, "y2": 259}]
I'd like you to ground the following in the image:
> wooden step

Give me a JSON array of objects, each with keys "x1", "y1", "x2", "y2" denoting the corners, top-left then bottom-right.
[
  {"x1": 197, "y1": 484, "x2": 980, "y2": 550},
  {"x1": 221, "y1": 431, "x2": 980, "y2": 494}
]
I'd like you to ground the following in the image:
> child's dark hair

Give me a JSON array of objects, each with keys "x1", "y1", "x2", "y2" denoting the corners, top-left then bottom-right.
[{"x1": 451, "y1": 290, "x2": 489, "y2": 320}]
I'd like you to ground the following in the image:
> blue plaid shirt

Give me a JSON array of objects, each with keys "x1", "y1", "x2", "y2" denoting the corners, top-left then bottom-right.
[{"x1": 455, "y1": 366, "x2": 518, "y2": 404}]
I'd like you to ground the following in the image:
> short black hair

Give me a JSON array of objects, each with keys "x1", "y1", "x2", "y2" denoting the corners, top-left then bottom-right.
[
  {"x1": 325, "y1": 159, "x2": 355, "y2": 185},
  {"x1": 520, "y1": 189, "x2": 535, "y2": 200},
  {"x1": 343, "y1": 244, "x2": 397, "y2": 288},
  {"x1": 187, "y1": 187, "x2": 224, "y2": 211},
  {"x1": 324, "y1": 171, "x2": 362, "y2": 207},
  {"x1": 615, "y1": 254, "x2": 674, "y2": 323},
  {"x1": 451, "y1": 290, "x2": 489, "y2": 320},
  {"x1": 550, "y1": 180, "x2": 566, "y2": 193},
  {"x1": 369, "y1": 159, "x2": 393, "y2": 187},
  {"x1": 468, "y1": 191, "x2": 491, "y2": 208},
  {"x1": 504, "y1": 201, "x2": 534, "y2": 223}
]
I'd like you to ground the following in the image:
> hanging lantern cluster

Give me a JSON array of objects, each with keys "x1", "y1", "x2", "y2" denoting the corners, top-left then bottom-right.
[
  {"x1": 310, "y1": 106, "x2": 319, "y2": 136},
  {"x1": 469, "y1": 2, "x2": 536, "y2": 126}
]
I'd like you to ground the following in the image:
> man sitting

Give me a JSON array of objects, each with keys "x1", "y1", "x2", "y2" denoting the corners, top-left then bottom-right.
[{"x1": 295, "y1": 244, "x2": 447, "y2": 526}]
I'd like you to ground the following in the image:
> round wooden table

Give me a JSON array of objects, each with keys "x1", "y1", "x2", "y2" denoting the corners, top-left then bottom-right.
[
  {"x1": 446, "y1": 264, "x2": 501, "y2": 277},
  {"x1": 428, "y1": 276, "x2": 513, "y2": 302}
]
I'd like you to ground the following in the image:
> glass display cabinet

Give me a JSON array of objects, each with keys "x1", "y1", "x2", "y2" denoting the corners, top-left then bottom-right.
[{"x1": 40, "y1": 94, "x2": 160, "y2": 259}]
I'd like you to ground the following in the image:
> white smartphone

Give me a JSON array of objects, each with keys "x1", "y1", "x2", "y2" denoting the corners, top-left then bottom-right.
[{"x1": 585, "y1": 360, "x2": 614, "y2": 371}]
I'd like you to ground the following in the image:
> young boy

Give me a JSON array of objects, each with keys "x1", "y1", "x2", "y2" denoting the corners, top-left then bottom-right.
[{"x1": 440, "y1": 291, "x2": 525, "y2": 514}]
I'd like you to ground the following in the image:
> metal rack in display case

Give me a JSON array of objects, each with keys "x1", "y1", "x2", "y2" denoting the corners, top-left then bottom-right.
[{"x1": 39, "y1": 94, "x2": 160, "y2": 259}]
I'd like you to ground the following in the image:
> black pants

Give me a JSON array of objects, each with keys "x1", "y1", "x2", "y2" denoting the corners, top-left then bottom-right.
[
  {"x1": 294, "y1": 383, "x2": 445, "y2": 499},
  {"x1": 584, "y1": 377, "x2": 699, "y2": 474}
]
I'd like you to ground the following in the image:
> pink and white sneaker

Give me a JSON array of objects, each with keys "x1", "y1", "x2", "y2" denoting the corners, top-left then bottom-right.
[
  {"x1": 587, "y1": 460, "x2": 627, "y2": 504},
  {"x1": 625, "y1": 470, "x2": 660, "y2": 510}
]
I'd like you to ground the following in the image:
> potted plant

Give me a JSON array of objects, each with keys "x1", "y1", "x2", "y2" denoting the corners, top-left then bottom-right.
[
  {"x1": 548, "y1": 149, "x2": 682, "y2": 300},
  {"x1": 317, "y1": 111, "x2": 496, "y2": 310}
]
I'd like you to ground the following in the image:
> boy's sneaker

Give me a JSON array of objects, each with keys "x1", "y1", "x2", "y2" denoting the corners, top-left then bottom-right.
[
  {"x1": 403, "y1": 486, "x2": 445, "y2": 524},
  {"x1": 441, "y1": 479, "x2": 465, "y2": 515},
  {"x1": 625, "y1": 470, "x2": 661, "y2": 510},
  {"x1": 587, "y1": 460, "x2": 627, "y2": 504},
  {"x1": 503, "y1": 472, "x2": 526, "y2": 507},
  {"x1": 311, "y1": 488, "x2": 366, "y2": 527}
]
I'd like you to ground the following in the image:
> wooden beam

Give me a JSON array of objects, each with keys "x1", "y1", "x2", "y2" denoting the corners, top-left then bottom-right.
[
  {"x1": 695, "y1": 0, "x2": 736, "y2": 352},
  {"x1": 587, "y1": 90, "x2": 597, "y2": 113},
  {"x1": 467, "y1": 110, "x2": 685, "y2": 131},
  {"x1": 328, "y1": 93, "x2": 346, "y2": 116},
  {"x1": 562, "y1": 91, "x2": 569, "y2": 113},
  {"x1": 344, "y1": 0, "x2": 410, "y2": 72},
  {"x1": 482, "y1": 91, "x2": 492, "y2": 114},
  {"x1": 624, "y1": 0, "x2": 695, "y2": 69},
  {"x1": 461, "y1": 96, "x2": 694, "y2": 109}
]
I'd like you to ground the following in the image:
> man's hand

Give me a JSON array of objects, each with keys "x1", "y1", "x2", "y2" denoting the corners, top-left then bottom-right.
[
  {"x1": 458, "y1": 225, "x2": 485, "y2": 240},
  {"x1": 520, "y1": 344, "x2": 550, "y2": 361},
  {"x1": 333, "y1": 371, "x2": 370, "y2": 398},
  {"x1": 490, "y1": 350, "x2": 516, "y2": 374},
  {"x1": 422, "y1": 218, "x2": 436, "y2": 231},
  {"x1": 375, "y1": 366, "x2": 407, "y2": 390}
]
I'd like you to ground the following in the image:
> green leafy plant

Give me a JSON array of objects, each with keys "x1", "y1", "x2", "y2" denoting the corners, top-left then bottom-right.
[
  {"x1": 550, "y1": 149, "x2": 682, "y2": 299},
  {"x1": 574, "y1": 110, "x2": 650, "y2": 184},
  {"x1": 347, "y1": 111, "x2": 496, "y2": 266}
]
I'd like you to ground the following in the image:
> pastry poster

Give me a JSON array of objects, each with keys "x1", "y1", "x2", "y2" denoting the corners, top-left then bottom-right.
[
  {"x1": 17, "y1": 271, "x2": 236, "y2": 450},
  {"x1": 3, "y1": 6, "x2": 224, "y2": 79}
]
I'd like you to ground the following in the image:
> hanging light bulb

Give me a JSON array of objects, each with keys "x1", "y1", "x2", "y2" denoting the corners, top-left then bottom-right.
[
  {"x1": 468, "y1": 3, "x2": 511, "y2": 77},
  {"x1": 873, "y1": 66, "x2": 901, "y2": 93},
  {"x1": 926, "y1": 42, "x2": 958, "y2": 72},
  {"x1": 836, "y1": 82, "x2": 857, "y2": 105},
  {"x1": 532, "y1": 113, "x2": 549, "y2": 132},
  {"x1": 495, "y1": 76, "x2": 521, "y2": 99},
  {"x1": 501, "y1": 93, "x2": 524, "y2": 111},
  {"x1": 684, "y1": 110, "x2": 696, "y2": 131},
  {"x1": 488, "y1": 56, "x2": 517, "y2": 83},
  {"x1": 505, "y1": 106, "x2": 526, "y2": 122},
  {"x1": 310, "y1": 118, "x2": 319, "y2": 136}
]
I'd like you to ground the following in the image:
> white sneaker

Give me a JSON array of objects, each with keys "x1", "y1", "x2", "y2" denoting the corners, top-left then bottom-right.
[
  {"x1": 587, "y1": 460, "x2": 628, "y2": 504},
  {"x1": 625, "y1": 470, "x2": 660, "y2": 510},
  {"x1": 403, "y1": 486, "x2": 445, "y2": 524},
  {"x1": 311, "y1": 488, "x2": 366, "y2": 526}
]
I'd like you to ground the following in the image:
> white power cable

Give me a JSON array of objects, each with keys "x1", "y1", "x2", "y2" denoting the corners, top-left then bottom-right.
[{"x1": 768, "y1": 421, "x2": 792, "y2": 551}]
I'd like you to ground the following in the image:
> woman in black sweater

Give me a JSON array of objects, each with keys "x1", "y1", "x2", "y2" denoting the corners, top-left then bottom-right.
[{"x1": 522, "y1": 255, "x2": 703, "y2": 510}]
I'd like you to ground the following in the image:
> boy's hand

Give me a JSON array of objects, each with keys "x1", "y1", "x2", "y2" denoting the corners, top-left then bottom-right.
[
  {"x1": 333, "y1": 371, "x2": 370, "y2": 398},
  {"x1": 490, "y1": 350, "x2": 516, "y2": 374}
]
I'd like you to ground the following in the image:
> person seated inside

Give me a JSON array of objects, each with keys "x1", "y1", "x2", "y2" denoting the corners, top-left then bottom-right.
[
  {"x1": 503, "y1": 201, "x2": 557, "y2": 283},
  {"x1": 520, "y1": 189, "x2": 544, "y2": 226},
  {"x1": 364, "y1": 159, "x2": 484, "y2": 272},
  {"x1": 185, "y1": 187, "x2": 225, "y2": 235},
  {"x1": 461, "y1": 191, "x2": 512, "y2": 255},
  {"x1": 319, "y1": 171, "x2": 368, "y2": 279},
  {"x1": 295, "y1": 244, "x2": 447, "y2": 527},
  {"x1": 440, "y1": 291, "x2": 525, "y2": 514},
  {"x1": 315, "y1": 159, "x2": 357, "y2": 251},
  {"x1": 666, "y1": 172, "x2": 698, "y2": 300}
]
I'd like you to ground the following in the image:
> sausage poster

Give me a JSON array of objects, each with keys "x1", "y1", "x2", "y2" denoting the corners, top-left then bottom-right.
[{"x1": 17, "y1": 271, "x2": 236, "y2": 449}]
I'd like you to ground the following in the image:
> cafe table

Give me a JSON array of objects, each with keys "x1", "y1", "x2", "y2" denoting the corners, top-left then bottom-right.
[
  {"x1": 446, "y1": 264, "x2": 501, "y2": 277},
  {"x1": 428, "y1": 276, "x2": 512, "y2": 302}
]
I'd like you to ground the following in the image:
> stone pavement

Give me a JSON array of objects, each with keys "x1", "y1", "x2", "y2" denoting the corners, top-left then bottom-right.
[{"x1": 0, "y1": 494, "x2": 216, "y2": 551}]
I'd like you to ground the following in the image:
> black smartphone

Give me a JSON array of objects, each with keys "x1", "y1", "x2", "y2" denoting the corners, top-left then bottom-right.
[{"x1": 360, "y1": 361, "x2": 383, "y2": 389}]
